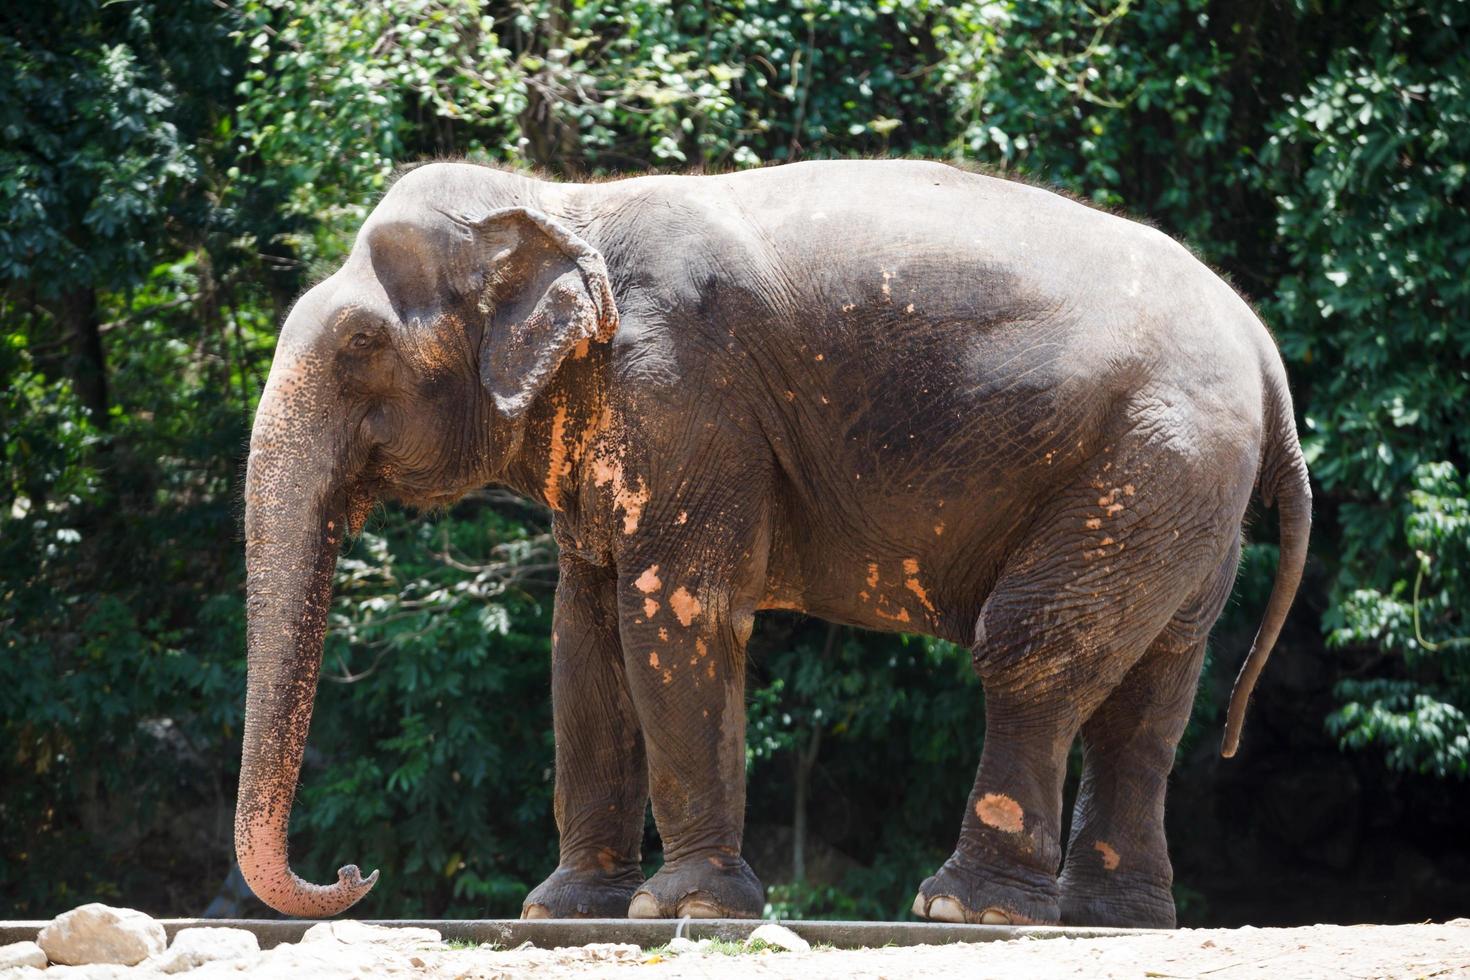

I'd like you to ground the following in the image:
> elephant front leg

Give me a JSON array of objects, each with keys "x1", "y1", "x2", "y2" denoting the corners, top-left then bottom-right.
[
  {"x1": 522, "y1": 556, "x2": 648, "y2": 919},
  {"x1": 617, "y1": 561, "x2": 764, "y2": 919}
]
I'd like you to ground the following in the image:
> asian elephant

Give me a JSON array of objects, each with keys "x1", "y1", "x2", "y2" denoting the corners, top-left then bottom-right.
[{"x1": 236, "y1": 158, "x2": 1310, "y2": 928}]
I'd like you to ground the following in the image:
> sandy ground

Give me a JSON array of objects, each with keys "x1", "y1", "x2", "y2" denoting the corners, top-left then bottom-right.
[{"x1": 159, "y1": 919, "x2": 1470, "y2": 980}]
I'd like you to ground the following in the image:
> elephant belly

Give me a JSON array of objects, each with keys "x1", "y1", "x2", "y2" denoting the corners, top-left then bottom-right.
[{"x1": 755, "y1": 489, "x2": 1034, "y2": 648}]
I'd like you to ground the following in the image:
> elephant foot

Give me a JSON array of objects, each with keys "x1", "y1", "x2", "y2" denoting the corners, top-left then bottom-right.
[
  {"x1": 627, "y1": 850, "x2": 764, "y2": 919},
  {"x1": 911, "y1": 852, "x2": 1058, "y2": 926},
  {"x1": 1059, "y1": 864, "x2": 1176, "y2": 929},
  {"x1": 521, "y1": 864, "x2": 644, "y2": 919}
]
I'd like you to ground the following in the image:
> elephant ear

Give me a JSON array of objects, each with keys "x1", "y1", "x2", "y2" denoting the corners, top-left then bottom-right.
[
  {"x1": 458, "y1": 207, "x2": 619, "y2": 420},
  {"x1": 366, "y1": 201, "x2": 616, "y2": 418}
]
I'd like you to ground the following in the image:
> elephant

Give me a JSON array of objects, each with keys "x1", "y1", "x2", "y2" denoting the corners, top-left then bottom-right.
[{"x1": 235, "y1": 158, "x2": 1310, "y2": 928}]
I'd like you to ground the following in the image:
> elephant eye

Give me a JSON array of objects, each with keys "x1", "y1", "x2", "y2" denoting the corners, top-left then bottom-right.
[{"x1": 350, "y1": 331, "x2": 373, "y2": 350}]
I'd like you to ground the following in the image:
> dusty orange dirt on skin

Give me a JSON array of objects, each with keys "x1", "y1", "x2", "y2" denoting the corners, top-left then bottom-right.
[
  {"x1": 648, "y1": 652, "x2": 660, "y2": 669},
  {"x1": 866, "y1": 563, "x2": 880, "y2": 588},
  {"x1": 643, "y1": 598, "x2": 660, "y2": 618},
  {"x1": 874, "y1": 600, "x2": 911, "y2": 624},
  {"x1": 1094, "y1": 841, "x2": 1121, "y2": 870},
  {"x1": 635, "y1": 565, "x2": 662, "y2": 593},
  {"x1": 590, "y1": 450, "x2": 650, "y2": 535},
  {"x1": 542, "y1": 398, "x2": 570, "y2": 509},
  {"x1": 902, "y1": 558, "x2": 938, "y2": 615},
  {"x1": 976, "y1": 793, "x2": 1025, "y2": 834},
  {"x1": 670, "y1": 587, "x2": 702, "y2": 626}
]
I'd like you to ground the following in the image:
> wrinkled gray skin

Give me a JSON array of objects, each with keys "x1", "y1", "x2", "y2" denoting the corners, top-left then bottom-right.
[{"x1": 238, "y1": 159, "x2": 1309, "y2": 927}]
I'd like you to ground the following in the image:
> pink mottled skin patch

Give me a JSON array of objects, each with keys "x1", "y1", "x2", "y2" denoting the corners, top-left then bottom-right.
[
  {"x1": 635, "y1": 565, "x2": 662, "y2": 593},
  {"x1": 643, "y1": 597, "x2": 660, "y2": 618},
  {"x1": 670, "y1": 587, "x2": 702, "y2": 626},
  {"x1": 1094, "y1": 840, "x2": 1121, "y2": 870},
  {"x1": 648, "y1": 652, "x2": 660, "y2": 669}
]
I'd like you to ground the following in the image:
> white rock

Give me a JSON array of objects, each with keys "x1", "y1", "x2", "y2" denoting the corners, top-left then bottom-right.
[
  {"x1": 0, "y1": 942, "x2": 47, "y2": 971},
  {"x1": 39, "y1": 966, "x2": 138, "y2": 979},
  {"x1": 746, "y1": 922, "x2": 811, "y2": 953},
  {"x1": 300, "y1": 921, "x2": 441, "y2": 949},
  {"x1": 200, "y1": 939, "x2": 379, "y2": 980},
  {"x1": 0, "y1": 968, "x2": 46, "y2": 980},
  {"x1": 666, "y1": 936, "x2": 702, "y2": 955},
  {"x1": 147, "y1": 927, "x2": 260, "y2": 974},
  {"x1": 38, "y1": 903, "x2": 167, "y2": 966}
]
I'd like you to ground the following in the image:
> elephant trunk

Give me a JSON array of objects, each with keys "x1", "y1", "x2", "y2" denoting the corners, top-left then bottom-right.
[{"x1": 235, "y1": 351, "x2": 377, "y2": 918}]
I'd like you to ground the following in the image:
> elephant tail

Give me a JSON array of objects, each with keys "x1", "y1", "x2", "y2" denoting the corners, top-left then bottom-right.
[{"x1": 1221, "y1": 372, "x2": 1313, "y2": 758}]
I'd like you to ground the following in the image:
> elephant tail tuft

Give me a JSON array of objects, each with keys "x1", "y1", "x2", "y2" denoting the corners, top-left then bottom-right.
[{"x1": 1221, "y1": 372, "x2": 1312, "y2": 758}]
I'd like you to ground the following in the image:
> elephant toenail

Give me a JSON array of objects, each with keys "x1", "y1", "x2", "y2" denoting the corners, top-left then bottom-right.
[
  {"x1": 910, "y1": 894, "x2": 928, "y2": 919},
  {"x1": 627, "y1": 892, "x2": 663, "y2": 919},
  {"x1": 926, "y1": 896, "x2": 968, "y2": 923},
  {"x1": 679, "y1": 899, "x2": 722, "y2": 919},
  {"x1": 520, "y1": 904, "x2": 551, "y2": 920},
  {"x1": 980, "y1": 908, "x2": 1013, "y2": 925}
]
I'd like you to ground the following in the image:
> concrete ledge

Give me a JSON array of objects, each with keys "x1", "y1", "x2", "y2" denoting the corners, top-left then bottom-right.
[{"x1": 0, "y1": 918, "x2": 1156, "y2": 950}]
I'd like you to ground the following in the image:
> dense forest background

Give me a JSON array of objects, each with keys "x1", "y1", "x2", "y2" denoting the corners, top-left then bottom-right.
[{"x1": 3, "y1": 0, "x2": 1468, "y2": 924}]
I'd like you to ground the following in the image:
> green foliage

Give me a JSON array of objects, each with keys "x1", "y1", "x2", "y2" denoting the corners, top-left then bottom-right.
[
  {"x1": 1259, "y1": 0, "x2": 1470, "y2": 777},
  {"x1": 748, "y1": 627, "x2": 983, "y2": 919},
  {"x1": 4, "y1": 0, "x2": 1469, "y2": 921},
  {"x1": 1328, "y1": 462, "x2": 1470, "y2": 777},
  {"x1": 0, "y1": 2, "x2": 233, "y2": 295},
  {"x1": 228, "y1": 0, "x2": 526, "y2": 268},
  {"x1": 298, "y1": 506, "x2": 560, "y2": 914}
]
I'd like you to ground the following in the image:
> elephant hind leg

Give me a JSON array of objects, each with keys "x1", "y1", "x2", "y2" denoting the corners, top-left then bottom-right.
[
  {"x1": 914, "y1": 429, "x2": 1245, "y2": 926},
  {"x1": 1059, "y1": 539, "x2": 1242, "y2": 928}
]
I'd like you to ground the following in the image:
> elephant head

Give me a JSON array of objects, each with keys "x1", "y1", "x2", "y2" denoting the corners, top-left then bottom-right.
[{"x1": 236, "y1": 164, "x2": 617, "y2": 917}]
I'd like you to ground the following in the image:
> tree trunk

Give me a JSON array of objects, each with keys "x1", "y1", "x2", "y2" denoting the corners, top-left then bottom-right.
[
  {"x1": 792, "y1": 623, "x2": 840, "y2": 885},
  {"x1": 56, "y1": 286, "x2": 108, "y2": 428}
]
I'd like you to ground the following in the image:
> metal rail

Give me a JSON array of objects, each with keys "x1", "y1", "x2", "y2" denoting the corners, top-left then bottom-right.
[{"x1": 0, "y1": 918, "x2": 1155, "y2": 950}]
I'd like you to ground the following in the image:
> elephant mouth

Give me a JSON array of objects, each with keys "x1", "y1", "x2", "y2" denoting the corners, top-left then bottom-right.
[
  {"x1": 350, "y1": 450, "x2": 487, "y2": 518},
  {"x1": 387, "y1": 480, "x2": 482, "y2": 513}
]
